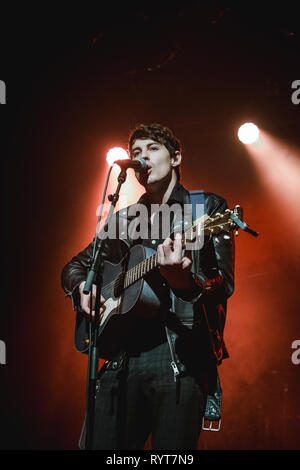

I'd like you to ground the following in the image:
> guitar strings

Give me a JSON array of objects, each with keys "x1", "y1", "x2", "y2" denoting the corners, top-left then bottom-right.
[{"x1": 100, "y1": 251, "x2": 159, "y2": 297}]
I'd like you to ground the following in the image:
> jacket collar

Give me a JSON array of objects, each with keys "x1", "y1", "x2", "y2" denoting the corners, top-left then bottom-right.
[{"x1": 137, "y1": 180, "x2": 189, "y2": 207}]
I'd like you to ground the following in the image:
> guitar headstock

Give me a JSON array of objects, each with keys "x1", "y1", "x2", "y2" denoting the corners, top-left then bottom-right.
[
  {"x1": 181, "y1": 204, "x2": 257, "y2": 245},
  {"x1": 203, "y1": 205, "x2": 243, "y2": 236}
]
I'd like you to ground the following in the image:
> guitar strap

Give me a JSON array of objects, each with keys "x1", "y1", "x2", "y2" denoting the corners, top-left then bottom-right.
[
  {"x1": 164, "y1": 190, "x2": 223, "y2": 431},
  {"x1": 189, "y1": 189, "x2": 206, "y2": 221}
]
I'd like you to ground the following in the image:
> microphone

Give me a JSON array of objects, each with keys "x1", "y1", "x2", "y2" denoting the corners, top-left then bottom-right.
[{"x1": 114, "y1": 158, "x2": 148, "y2": 172}]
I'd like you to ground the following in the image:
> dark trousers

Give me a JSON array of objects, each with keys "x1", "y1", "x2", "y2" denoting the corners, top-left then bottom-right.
[{"x1": 90, "y1": 340, "x2": 205, "y2": 450}]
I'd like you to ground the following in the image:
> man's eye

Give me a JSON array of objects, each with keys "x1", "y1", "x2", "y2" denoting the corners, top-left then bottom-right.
[{"x1": 150, "y1": 146, "x2": 159, "y2": 150}]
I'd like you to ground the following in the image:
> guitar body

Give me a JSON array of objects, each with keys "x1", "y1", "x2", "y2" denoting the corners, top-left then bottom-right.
[{"x1": 75, "y1": 245, "x2": 164, "y2": 359}]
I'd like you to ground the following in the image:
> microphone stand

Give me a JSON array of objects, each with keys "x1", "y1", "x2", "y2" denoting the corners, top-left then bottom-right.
[{"x1": 83, "y1": 166, "x2": 127, "y2": 450}]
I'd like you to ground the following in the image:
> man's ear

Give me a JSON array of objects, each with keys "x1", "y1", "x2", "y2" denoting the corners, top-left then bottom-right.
[{"x1": 171, "y1": 151, "x2": 182, "y2": 168}]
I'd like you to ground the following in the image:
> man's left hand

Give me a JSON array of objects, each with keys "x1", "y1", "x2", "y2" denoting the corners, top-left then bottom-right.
[{"x1": 157, "y1": 233, "x2": 193, "y2": 290}]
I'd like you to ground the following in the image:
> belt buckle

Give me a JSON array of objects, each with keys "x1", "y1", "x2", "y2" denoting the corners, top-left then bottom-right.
[{"x1": 202, "y1": 417, "x2": 221, "y2": 432}]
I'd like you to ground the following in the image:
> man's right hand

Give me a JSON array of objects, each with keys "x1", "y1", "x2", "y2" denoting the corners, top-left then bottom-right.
[{"x1": 79, "y1": 281, "x2": 106, "y2": 318}]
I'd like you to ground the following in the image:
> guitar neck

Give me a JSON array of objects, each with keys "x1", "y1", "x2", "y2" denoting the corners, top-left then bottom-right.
[
  {"x1": 124, "y1": 251, "x2": 158, "y2": 288},
  {"x1": 123, "y1": 214, "x2": 208, "y2": 288}
]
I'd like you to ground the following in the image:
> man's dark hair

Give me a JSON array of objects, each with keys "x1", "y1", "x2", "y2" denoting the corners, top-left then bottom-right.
[{"x1": 128, "y1": 123, "x2": 182, "y2": 180}]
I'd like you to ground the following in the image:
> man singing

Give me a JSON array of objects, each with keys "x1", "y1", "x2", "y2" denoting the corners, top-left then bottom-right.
[{"x1": 61, "y1": 123, "x2": 235, "y2": 450}]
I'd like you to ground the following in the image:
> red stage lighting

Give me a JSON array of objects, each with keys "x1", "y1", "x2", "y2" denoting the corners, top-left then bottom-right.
[{"x1": 238, "y1": 123, "x2": 260, "y2": 144}]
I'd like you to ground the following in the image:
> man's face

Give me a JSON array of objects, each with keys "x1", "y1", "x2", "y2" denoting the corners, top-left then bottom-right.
[{"x1": 131, "y1": 139, "x2": 174, "y2": 188}]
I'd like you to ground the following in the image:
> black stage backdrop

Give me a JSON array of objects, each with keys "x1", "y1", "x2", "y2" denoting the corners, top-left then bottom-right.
[{"x1": 1, "y1": 4, "x2": 300, "y2": 452}]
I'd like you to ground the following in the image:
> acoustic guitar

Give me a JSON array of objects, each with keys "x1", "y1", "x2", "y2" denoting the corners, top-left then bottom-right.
[{"x1": 75, "y1": 206, "x2": 243, "y2": 359}]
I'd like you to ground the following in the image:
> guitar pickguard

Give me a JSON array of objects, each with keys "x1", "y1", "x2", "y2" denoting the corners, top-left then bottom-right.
[{"x1": 99, "y1": 296, "x2": 121, "y2": 327}]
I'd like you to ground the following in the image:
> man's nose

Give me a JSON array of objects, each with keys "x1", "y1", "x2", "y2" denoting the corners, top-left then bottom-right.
[{"x1": 141, "y1": 149, "x2": 150, "y2": 160}]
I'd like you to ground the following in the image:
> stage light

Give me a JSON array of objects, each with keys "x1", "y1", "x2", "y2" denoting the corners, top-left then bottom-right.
[
  {"x1": 106, "y1": 147, "x2": 128, "y2": 166},
  {"x1": 238, "y1": 123, "x2": 260, "y2": 144}
]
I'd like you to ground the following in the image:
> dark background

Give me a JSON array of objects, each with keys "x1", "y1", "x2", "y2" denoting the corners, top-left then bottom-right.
[{"x1": 1, "y1": 3, "x2": 300, "y2": 450}]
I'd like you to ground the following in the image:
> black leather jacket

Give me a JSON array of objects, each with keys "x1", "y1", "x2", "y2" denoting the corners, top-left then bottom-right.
[{"x1": 61, "y1": 183, "x2": 235, "y2": 365}]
